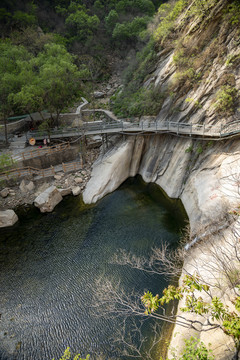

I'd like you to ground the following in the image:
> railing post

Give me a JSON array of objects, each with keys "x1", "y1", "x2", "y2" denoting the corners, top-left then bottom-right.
[
  {"x1": 203, "y1": 124, "x2": 205, "y2": 136},
  {"x1": 190, "y1": 123, "x2": 192, "y2": 136},
  {"x1": 177, "y1": 122, "x2": 179, "y2": 135},
  {"x1": 220, "y1": 122, "x2": 222, "y2": 137},
  {"x1": 156, "y1": 120, "x2": 157, "y2": 131},
  {"x1": 122, "y1": 121, "x2": 123, "y2": 131},
  {"x1": 142, "y1": 121, "x2": 143, "y2": 131},
  {"x1": 167, "y1": 121, "x2": 169, "y2": 131}
]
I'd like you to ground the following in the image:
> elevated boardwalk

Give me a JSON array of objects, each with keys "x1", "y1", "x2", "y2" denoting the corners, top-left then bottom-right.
[{"x1": 27, "y1": 119, "x2": 240, "y2": 141}]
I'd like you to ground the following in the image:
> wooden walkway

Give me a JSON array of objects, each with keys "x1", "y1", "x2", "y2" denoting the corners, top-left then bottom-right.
[
  {"x1": 12, "y1": 142, "x2": 70, "y2": 162},
  {"x1": 26, "y1": 119, "x2": 240, "y2": 141},
  {"x1": 0, "y1": 160, "x2": 83, "y2": 180}
]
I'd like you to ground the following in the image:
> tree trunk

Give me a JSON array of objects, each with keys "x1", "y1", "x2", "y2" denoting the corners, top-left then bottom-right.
[
  {"x1": 4, "y1": 117, "x2": 8, "y2": 145},
  {"x1": 56, "y1": 110, "x2": 60, "y2": 129}
]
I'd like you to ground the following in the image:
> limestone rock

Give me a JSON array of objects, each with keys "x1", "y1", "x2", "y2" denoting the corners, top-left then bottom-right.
[
  {"x1": 75, "y1": 177, "x2": 83, "y2": 184},
  {"x1": 0, "y1": 188, "x2": 9, "y2": 198},
  {"x1": 59, "y1": 188, "x2": 72, "y2": 196},
  {"x1": 34, "y1": 186, "x2": 63, "y2": 213},
  {"x1": 26, "y1": 181, "x2": 35, "y2": 192},
  {"x1": 20, "y1": 180, "x2": 35, "y2": 193},
  {"x1": 72, "y1": 186, "x2": 81, "y2": 196},
  {"x1": 83, "y1": 138, "x2": 136, "y2": 204},
  {"x1": 19, "y1": 180, "x2": 27, "y2": 193},
  {"x1": 0, "y1": 210, "x2": 18, "y2": 228},
  {"x1": 54, "y1": 174, "x2": 62, "y2": 181},
  {"x1": 93, "y1": 91, "x2": 105, "y2": 99}
]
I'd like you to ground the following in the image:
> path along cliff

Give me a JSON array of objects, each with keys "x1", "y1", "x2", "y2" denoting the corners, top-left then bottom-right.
[{"x1": 83, "y1": 1, "x2": 240, "y2": 358}]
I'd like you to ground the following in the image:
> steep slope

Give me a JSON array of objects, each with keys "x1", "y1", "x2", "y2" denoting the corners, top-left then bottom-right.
[{"x1": 84, "y1": 1, "x2": 240, "y2": 359}]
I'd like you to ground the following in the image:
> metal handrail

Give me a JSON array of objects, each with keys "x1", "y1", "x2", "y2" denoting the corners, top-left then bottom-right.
[{"x1": 26, "y1": 119, "x2": 240, "y2": 139}]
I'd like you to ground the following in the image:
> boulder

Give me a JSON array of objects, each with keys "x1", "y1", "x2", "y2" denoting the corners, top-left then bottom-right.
[
  {"x1": 93, "y1": 91, "x2": 105, "y2": 99},
  {"x1": 54, "y1": 174, "x2": 62, "y2": 181},
  {"x1": 26, "y1": 181, "x2": 35, "y2": 192},
  {"x1": 75, "y1": 177, "x2": 83, "y2": 184},
  {"x1": 20, "y1": 180, "x2": 35, "y2": 193},
  {"x1": 34, "y1": 186, "x2": 63, "y2": 213},
  {"x1": 0, "y1": 188, "x2": 9, "y2": 198},
  {"x1": 59, "y1": 187, "x2": 72, "y2": 197},
  {"x1": 0, "y1": 210, "x2": 18, "y2": 228},
  {"x1": 19, "y1": 180, "x2": 27, "y2": 193},
  {"x1": 72, "y1": 186, "x2": 81, "y2": 196}
]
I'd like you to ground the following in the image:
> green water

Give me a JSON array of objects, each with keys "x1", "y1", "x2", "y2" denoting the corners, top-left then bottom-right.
[{"x1": 0, "y1": 176, "x2": 187, "y2": 360}]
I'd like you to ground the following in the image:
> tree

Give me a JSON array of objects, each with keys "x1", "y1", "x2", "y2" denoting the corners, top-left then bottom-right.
[
  {"x1": 0, "y1": 41, "x2": 32, "y2": 144},
  {"x1": 112, "y1": 16, "x2": 150, "y2": 45},
  {"x1": 93, "y1": 220, "x2": 240, "y2": 359},
  {"x1": 12, "y1": 43, "x2": 83, "y2": 130},
  {"x1": 52, "y1": 347, "x2": 90, "y2": 360},
  {"x1": 36, "y1": 43, "x2": 83, "y2": 127}
]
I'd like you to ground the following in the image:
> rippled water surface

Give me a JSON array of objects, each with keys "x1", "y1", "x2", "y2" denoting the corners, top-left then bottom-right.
[{"x1": 0, "y1": 177, "x2": 186, "y2": 360}]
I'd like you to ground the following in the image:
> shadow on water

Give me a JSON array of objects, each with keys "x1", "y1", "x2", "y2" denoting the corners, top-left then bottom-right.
[{"x1": 0, "y1": 175, "x2": 188, "y2": 360}]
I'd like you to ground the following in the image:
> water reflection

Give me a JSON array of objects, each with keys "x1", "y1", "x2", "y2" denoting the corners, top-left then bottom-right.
[{"x1": 0, "y1": 176, "x2": 186, "y2": 360}]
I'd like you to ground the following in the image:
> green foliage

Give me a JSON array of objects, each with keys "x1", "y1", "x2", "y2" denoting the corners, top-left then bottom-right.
[
  {"x1": 105, "y1": 10, "x2": 119, "y2": 33},
  {"x1": 52, "y1": 347, "x2": 90, "y2": 360},
  {"x1": 154, "y1": 0, "x2": 188, "y2": 43},
  {"x1": 11, "y1": 10, "x2": 37, "y2": 27},
  {"x1": 115, "y1": 0, "x2": 155, "y2": 16},
  {"x1": 0, "y1": 153, "x2": 14, "y2": 170},
  {"x1": 112, "y1": 86, "x2": 165, "y2": 117},
  {"x1": 214, "y1": 85, "x2": 238, "y2": 115},
  {"x1": 11, "y1": 43, "x2": 83, "y2": 122},
  {"x1": 226, "y1": 1, "x2": 240, "y2": 25},
  {"x1": 173, "y1": 68, "x2": 201, "y2": 86},
  {"x1": 141, "y1": 291, "x2": 160, "y2": 314},
  {"x1": 179, "y1": 336, "x2": 214, "y2": 360},
  {"x1": 189, "y1": 0, "x2": 218, "y2": 17},
  {"x1": 225, "y1": 53, "x2": 240, "y2": 67},
  {"x1": 196, "y1": 145, "x2": 203, "y2": 154},
  {"x1": 0, "y1": 41, "x2": 33, "y2": 143},
  {"x1": 173, "y1": 49, "x2": 190, "y2": 68},
  {"x1": 142, "y1": 274, "x2": 240, "y2": 345},
  {"x1": 66, "y1": 10, "x2": 100, "y2": 41},
  {"x1": 185, "y1": 146, "x2": 193, "y2": 153},
  {"x1": 112, "y1": 16, "x2": 150, "y2": 43}
]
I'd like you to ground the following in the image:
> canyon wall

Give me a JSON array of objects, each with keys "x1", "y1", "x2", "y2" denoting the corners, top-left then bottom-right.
[{"x1": 83, "y1": 134, "x2": 240, "y2": 359}]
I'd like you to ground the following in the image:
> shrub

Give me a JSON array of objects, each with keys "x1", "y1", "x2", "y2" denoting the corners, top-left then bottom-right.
[
  {"x1": 179, "y1": 336, "x2": 214, "y2": 360},
  {"x1": 52, "y1": 347, "x2": 90, "y2": 360},
  {"x1": 214, "y1": 85, "x2": 238, "y2": 114},
  {"x1": 153, "y1": 0, "x2": 188, "y2": 44},
  {"x1": 112, "y1": 16, "x2": 150, "y2": 43},
  {"x1": 112, "y1": 86, "x2": 165, "y2": 117}
]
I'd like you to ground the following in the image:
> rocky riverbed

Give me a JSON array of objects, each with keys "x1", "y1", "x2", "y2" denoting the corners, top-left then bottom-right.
[{"x1": 0, "y1": 148, "x2": 99, "y2": 212}]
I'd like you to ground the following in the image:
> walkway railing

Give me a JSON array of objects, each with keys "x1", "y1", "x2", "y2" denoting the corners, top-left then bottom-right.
[
  {"x1": 26, "y1": 119, "x2": 240, "y2": 140},
  {"x1": 13, "y1": 142, "x2": 70, "y2": 162},
  {"x1": 0, "y1": 160, "x2": 83, "y2": 180}
]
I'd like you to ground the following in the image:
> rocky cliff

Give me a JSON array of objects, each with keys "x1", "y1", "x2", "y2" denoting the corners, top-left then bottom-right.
[{"x1": 84, "y1": 0, "x2": 240, "y2": 358}]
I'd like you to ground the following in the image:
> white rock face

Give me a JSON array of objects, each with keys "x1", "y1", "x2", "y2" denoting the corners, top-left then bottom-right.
[
  {"x1": 72, "y1": 186, "x2": 81, "y2": 196},
  {"x1": 34, "y1": 186, "x2": 63, "y2": 213},
  {"x1": 83, "y1": 134, "x2": 240, "y2": 359},
  {"x1": 59, "y1": 187, "x2": 72, "y2": 196},
  {"x1": 83, "y1": 138, "x2": 137, "y2": 204},
  {"x1": 0, "y1": 210, "x2": 18, "y2": 228}
]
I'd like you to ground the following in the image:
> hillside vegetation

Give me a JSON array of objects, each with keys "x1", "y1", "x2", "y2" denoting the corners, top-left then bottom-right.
[{"x1": 112, "y1": 0, "x2": 240, "y2": 122}]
